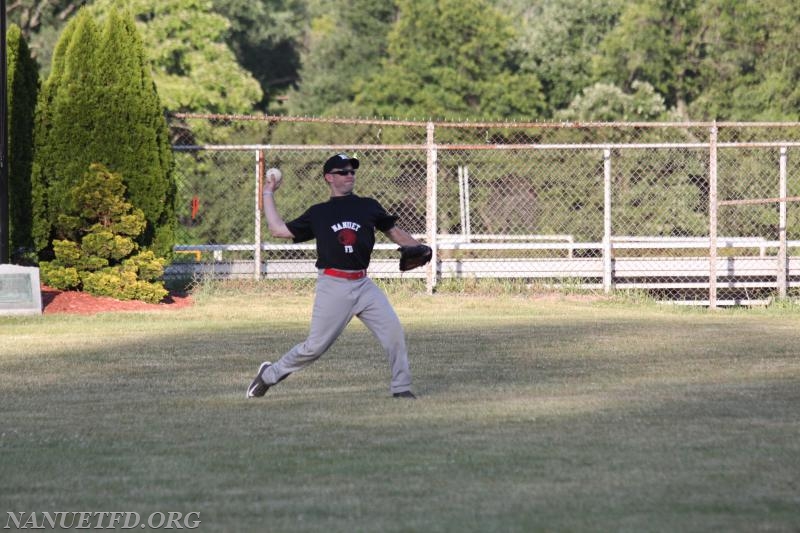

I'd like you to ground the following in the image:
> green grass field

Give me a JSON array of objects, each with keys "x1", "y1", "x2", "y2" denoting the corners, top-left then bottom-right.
[{"x1": 2, "y1": 289, "x2": 799, "y2": 532}]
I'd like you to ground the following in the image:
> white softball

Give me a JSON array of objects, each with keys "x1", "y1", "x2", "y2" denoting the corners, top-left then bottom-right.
[{"x1": 265, "y1": 167, "x2": 283, "y2": 190}]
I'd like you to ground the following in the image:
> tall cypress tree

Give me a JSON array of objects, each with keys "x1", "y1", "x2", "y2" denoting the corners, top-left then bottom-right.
[
  {"x1": 93, "y1": 9, "x2": 175, "y2": 257},
  {"x1": 48, "y1": 12, "x2": 102, "y2": 226},
  {"x1": 30, "y1": 7, "x2": 175, "y2": 258},
  {"x1": 30, "y1": 10, "x2": 84, "y2": 255},
  {"x1": 7, "y1": 25, "x2": 39, "y2": 261},
  {"x1": 31, "y1": 9, "x2": 99, "y2": 255}
]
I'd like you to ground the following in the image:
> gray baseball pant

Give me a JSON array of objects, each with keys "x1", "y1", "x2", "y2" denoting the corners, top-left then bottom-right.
[{"x1": 260, "y1": 273, "x2": 413, "y2": 394}]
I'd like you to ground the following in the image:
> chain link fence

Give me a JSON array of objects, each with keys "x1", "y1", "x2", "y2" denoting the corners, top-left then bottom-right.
[{"x1": 167, "y1": 114, "x2": 800, "y2": 307}]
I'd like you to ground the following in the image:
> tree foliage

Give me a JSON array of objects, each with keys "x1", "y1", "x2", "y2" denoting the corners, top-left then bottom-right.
[
  {"x1": 30, "y1": 7, "x2": 86, "y2": 254},
  {"x1": 88, "y1": 0, "x2": 263, "y2": 114},
  {"x1": 11, "y1": 0, "x2": 800, "y2": 121},
  {"x1": 588, "y1": 0, "x2": 800, "y2": 121},
  {"x1": 7, "y1": 24, "x2": 40, "y2": 261},
  {"x1": 593, "y1": 0, "x2": 706, "y2": 118},
  {"x1": 6, "y1": 0, "x2": 86, "y2": 74},
  {"x1": 688, "y1": 0, "x2": 800, "y2": 120},
  {"x1": 212, "y1": 0, "x2": 306, "y2": 112},
  {"x1": 354, "y1": 0, "x2": 546, "y2": 121},
  {"x1": 30, "y1": 7, "x2": 175, "y2": 258},
  {"x1": 505, "y1": 0, "x2": 622, "y2": 115},
  {"x1": 286, "y1": 0, "x2": 395, "y2": 117},
  {"x1": 557, "y1": 81, "x2": 669, "y2": 122}
]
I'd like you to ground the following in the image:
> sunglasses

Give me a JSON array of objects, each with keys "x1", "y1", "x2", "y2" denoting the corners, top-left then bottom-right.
[{"x1": 328, "y1": 169, "x2": 356, "y2": 176}]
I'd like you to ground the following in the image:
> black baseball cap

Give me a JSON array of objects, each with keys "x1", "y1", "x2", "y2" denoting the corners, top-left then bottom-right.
[{"x1": 323, "y1": 153, "x2": 360, "y2": 174}]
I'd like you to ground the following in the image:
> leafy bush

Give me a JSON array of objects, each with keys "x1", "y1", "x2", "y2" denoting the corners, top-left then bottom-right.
[
  {"x1": 81, "y1": 268, "x2": 167, "y2": 303},
  {"x1": 39, "y1": 164, "x2": 168, "y2": 303}
]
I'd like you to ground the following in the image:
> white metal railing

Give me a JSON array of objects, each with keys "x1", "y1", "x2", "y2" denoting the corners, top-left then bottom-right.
[
  {"x1": 170, "y1": 237, "x2": 800, "y2": 301},
  {"x1": 170, "y1": 117, "x2": 800, "y2": 307}
]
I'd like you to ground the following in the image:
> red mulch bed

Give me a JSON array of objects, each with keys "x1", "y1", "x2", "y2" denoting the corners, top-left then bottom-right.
[{"x1": 41, "y1": 285, "x2": 193, "y2": 315}]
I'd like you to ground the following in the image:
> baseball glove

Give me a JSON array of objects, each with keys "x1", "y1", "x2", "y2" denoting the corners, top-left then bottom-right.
[{"x1": 398, "y1": 245, "x2": 432, "y2": 272}]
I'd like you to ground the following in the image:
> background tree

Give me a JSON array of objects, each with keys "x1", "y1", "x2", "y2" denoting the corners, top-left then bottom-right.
[
  {"x1": 593, "y1": 0, "x2": 705, "y2": 119},
  {"x1": 7, "y1": 24, "x2": 40, "y2": 262},
  {"x1": 6, "y1": 0, "x2": 86, "y2": 74},
  {"x1": 556, "y1": 81, "x2": 668, "y2": 122},
  {"x1": 13, "y1": 0, "x2": 280, "y2": 112},
  {"x1": 89, "y1": 0, "x2": 262, "y2": 114},
  {"x1": 501, "y1": 0, "x2": 622, "y2": 116},
  {"x1": 30, "y1": 7, "x2": 175, "y2": 258},
  {"x1": 354, "y1": 0, "x2": 546, "y2": 121},
  {"x1": 287, "y1": 0, "x2": 395, "y2": 117},
  {"x1": 213, "y1": 0, "x2": 305, "y2": 112},
  {"x1": 689, "y1": 0, "x2": 800, "y2": 121},
  {"x1": 10, "y1": 0, "x2": 800, "y2": 122}
]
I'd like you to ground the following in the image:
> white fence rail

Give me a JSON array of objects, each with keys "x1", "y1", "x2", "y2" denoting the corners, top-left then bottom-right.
[{"x1": 167, "y1": 116, "x2": 800, "y2": 307}]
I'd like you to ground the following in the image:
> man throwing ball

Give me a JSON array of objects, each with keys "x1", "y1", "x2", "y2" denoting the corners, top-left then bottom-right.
[{"x1": 247, "y1": 153, "x2": 430, "y2": 400}]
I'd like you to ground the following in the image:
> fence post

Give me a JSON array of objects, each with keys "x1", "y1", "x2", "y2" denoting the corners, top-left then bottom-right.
[
  {"x1": 457, "y1": 165, "x2": 473, "y2": 242},
  {"x1": 255, "y1": 150, "x2": 264, "y2": 280},
  {"x1": 464, "y1": 166, "x2": 472, "y2": 242},
  {"x1": 426, "y1": 122, "x2": 438, "y2": 294},
  {"x1": 778, "y1": 146, "x2": 788, "y2": 298},
  {"x1": 603, "y1": 149, "x2": 613, "y2": 293},
  {"x1": 709, "y1": 124, "x2": 718, "y2": 308},
  {"x1": 458, "y1": 166, "x2": 466, "y2": 241}
]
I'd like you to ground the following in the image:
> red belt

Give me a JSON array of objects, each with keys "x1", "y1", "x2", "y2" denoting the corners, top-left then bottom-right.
[{"x1": 323, "y1": 268, "x2": 367, "y2": 280}]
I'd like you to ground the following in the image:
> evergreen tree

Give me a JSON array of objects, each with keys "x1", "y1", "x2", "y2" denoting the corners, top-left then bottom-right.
[
  {"x1": 47, "y1": 11, "x2": 101, "y2": 223},
  {"x1": 30, "y1": 9, "x2": 97, "y2": 255},
  {"x1": 30, "y1": 8, "x2": 81, "y2": 254},
  {"x1": 7, "y1": 24, "x2": 40, "y2": 261},
  {"x1": 30, "y1": 7, "x2": 175, "y2": 258},
  {"x1": 93, "y1": 9, "x2": 175, "y2": 256},
  {"x1": 39, "y1": 163, "x2": 168, "y2": 303}
]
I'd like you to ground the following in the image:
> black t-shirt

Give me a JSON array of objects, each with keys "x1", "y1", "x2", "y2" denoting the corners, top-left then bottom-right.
[{"x1": 286, "y1": 194, "x2": 398, "y2": 269}]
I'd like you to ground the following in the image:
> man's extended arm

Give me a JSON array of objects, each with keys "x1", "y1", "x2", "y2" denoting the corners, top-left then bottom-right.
[
  {"x1": 383, "y1": 226, "x2": 423, "y2": 247},
  {"x1": 262, "y1": 191, "x2": 294, "y2": 239}
]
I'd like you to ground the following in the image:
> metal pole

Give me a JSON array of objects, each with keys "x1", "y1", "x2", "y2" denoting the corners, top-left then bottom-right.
[
  {"x1": 254, "y1": 150, "x2": 264, "y2": 280},
  {"x1": 709, "y1": 123, "x2": 718, "y2": 309},
  {"x1": 603, "y1": 149, "x2": 613, "y2": 293},
  {"x1": 464, "y1": 166, "x2": 471, "y2": 242},
  {"x1": 778, "y1": 147, "x2": 788, "y2": 298},
  {"x1": 425, "y1": 122, "x2": 437, "y2": 294},
  {"x1": 0, "y1": 0, "x2": 9, "y2": 264},
  {"x1": 458, "y1": 166, "x2": 465, "y2": 240}
]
